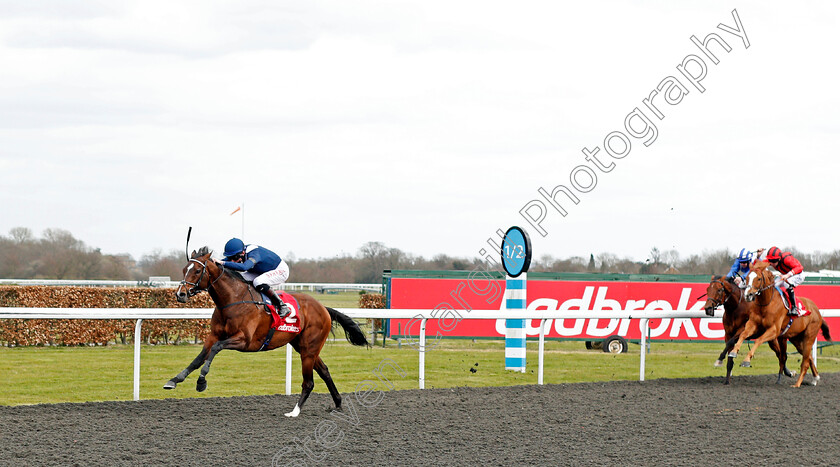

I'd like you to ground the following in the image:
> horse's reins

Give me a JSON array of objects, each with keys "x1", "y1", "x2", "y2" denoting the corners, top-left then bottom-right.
[
  {"x1": 182, "y1": 259, "x2": 269, "y2": 309},
  {"x1": 696, "y1": 278, "x2": 741, "y2": 310},
  {"x1": 180, "y1": 259, "x2": 279, "y2": 350},
  {"x1": 750, "y1": 270, "x2": 777, "y2": 297}
]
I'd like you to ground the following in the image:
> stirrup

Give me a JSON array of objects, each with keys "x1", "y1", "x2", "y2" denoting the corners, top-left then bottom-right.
[{"x1": 276, "y1": 301, "x2": 291, "y2": 318}]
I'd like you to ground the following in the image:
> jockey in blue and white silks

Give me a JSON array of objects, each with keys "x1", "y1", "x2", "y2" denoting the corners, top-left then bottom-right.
[
  {"x1": 222, "y1": 238, "x2": 291, "y2": 317},
  {"x1": 725, "y1": 248, "x2": 754, "y2": 289}
]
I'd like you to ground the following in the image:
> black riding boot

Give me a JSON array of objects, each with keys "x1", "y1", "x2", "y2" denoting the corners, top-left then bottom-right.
[
  {"x1": 256, "y1": 284, "x2": 291, "y2": 318},
  {"x1": 787, "y1": 288, "x2": 798, "y2": 316}
]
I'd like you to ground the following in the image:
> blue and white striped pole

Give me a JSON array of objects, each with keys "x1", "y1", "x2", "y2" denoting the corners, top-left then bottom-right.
[{"x1": 505, "y1": 272, "x2": 527, "y2": 372}]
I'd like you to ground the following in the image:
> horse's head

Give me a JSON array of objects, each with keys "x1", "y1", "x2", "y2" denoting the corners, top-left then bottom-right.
[
  {"x1": 702, "y1": 275, "x2": 731, "y2": 316},
  {"x1": 744, "y1": 261, "x2": 773, "y2": 302},
  {"x1": 175, "y1": 246, "x2": 217, "y2": 303}
]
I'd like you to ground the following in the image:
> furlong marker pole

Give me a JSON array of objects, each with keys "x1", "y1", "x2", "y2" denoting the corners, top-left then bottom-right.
[
  {"x1": 501, "y1": 226, "x2": 532, "y2": 373},
  {"x1": 505, "y1": 273, "x2": 527, "y2": 372}
]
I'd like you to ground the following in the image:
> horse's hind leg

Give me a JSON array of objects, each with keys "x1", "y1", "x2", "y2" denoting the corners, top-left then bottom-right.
[
  {"x1": 768, "y1": 338, "x2": 794, "y2": 384},
  {"x1": 314, "y1": 357, "x2": 343, "y2": 410},
  {"x1": 163, "y1": 335, "x2": 217, "y2": 390},
  {"x1": 808, "y1": 357, "x2": 820, "y2": 386},
  {"x1": 285, "y1": 355, "x2": 316, "y2": 418},
  {"x1": 789, "y1": 339, "x2": 811, "y2": 388}
]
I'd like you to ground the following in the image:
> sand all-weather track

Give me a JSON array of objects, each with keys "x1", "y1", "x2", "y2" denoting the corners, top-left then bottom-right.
[{"x1": 1, "y1": 374, "x2": 840, "y2": 466}]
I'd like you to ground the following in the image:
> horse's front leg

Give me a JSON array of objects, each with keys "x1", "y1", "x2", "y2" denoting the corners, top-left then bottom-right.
[
  {"x1": 729, "y1": 321, "x2": 756, "y2": 359},
  {"x1": 721, "y1": 333, "x2": 741, "y2": 384},
  {"x1": 716, "y1": 332, "x2": 733, "y2": 367},
  {"x1": 741, "y1": 327, "x2": 779, "y2": 368},
  {"x1": 195, "y1": 334, "x2": 248, "y2": 392},
  {"x1": 164, "y1": 334, "x2": 217, "y2": 390}
]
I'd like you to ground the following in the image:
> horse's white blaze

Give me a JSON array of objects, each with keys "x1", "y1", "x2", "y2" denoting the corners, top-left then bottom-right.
[
  {"x1": 747, "y1": 271, "x2": 757, "y2": 290},
  {"x1": 284, "y1": 404, "x2": 301, "y2": 418}
]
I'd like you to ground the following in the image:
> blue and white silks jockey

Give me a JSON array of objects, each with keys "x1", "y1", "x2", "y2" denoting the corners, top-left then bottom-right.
[
  {"x1": 725, "y1": 248, "x2": 754, "y2": 289},
  {"x1": 222, "y1": 238, "x2": 292, "y2": 317}
]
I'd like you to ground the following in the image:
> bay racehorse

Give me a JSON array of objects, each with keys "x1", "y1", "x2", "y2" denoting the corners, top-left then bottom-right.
[
  {"x1": 729, "y1": 262, "x2": 831, "y2": 387},
  {"x1": 165, "y1": 247, "x2": 369, "y2": 416},
  {"x1": 701, "y1": 275, "x2": 792, "y2": 384}
]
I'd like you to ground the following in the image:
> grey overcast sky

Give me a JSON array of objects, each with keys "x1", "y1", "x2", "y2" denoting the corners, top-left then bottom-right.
[{"x1": 1, "y1": 1, "x2": 837, "y2": 263}]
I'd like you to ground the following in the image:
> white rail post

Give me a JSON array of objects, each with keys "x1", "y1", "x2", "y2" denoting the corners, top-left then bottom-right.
[
  {"x1": 639, "y1": 318, "x2": 648, "y2": 382},
  {"x1": 538, "y1": 318, "x2": 546, "y2": 385},
  {"x1": 419, "y1": 318, "x2": 426, "y2": 389},
  {"x1": 133, "y1": 319, "x2": 143, "y2": 401},
  {"x1": 285, "y1": 344, "x2": 292, "y2": 396}
]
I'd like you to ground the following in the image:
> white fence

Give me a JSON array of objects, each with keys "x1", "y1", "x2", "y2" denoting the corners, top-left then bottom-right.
[
  {"x1": 0, "y1": 280, "x2": 383, "y2": 293},
  {"x1": 2, "y1": 307, "x2": 838, "y2": 401}
]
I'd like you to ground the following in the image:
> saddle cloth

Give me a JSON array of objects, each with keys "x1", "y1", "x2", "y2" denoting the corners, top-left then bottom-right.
[
  {"x1": 258, "y1": 291, "x2": 301, "y2": 333},
  {"x1": 775, "y1": 286, "x2": 812, "y2": 317}
]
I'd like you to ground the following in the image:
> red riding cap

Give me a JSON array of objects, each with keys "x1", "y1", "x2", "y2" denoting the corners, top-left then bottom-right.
[{"x1": 766, "y1": 246, "x2": 782, "y2": 261}]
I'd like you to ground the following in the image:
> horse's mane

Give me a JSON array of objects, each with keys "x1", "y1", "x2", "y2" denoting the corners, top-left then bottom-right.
[
  {"x1": 751, "y1": 261, "x2": 770, "y2": 271},
  {"x1": 223, "y1": 267, "x2": 249, "y2": 284},
  {"x1": 194, "y1": 246, "x2": 213, "y2": 257},
  {"x1": 190, "y1": 246, "x2": 249, "y2": 284}
]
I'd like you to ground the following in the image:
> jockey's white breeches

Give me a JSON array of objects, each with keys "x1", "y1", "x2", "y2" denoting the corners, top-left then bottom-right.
[
  {"x1": 242, "y1": 259, "x2": 290, "y2": 289},
  {"x1": 775, "y1": 272, "x2": 804, "y2": 289}
]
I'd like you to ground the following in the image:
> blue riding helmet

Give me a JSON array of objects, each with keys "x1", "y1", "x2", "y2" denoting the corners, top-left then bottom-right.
[
  {"x1": 223, "y1": 238, "x2": 245, "y2": 259},
  {"x1": 737, "y1": 248, "x2": 753, "y2": 263}
]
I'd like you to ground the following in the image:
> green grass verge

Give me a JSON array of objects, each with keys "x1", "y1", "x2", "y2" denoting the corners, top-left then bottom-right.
[{"x1": 2, "y1": 339, "x2": 840, "y2": 406}]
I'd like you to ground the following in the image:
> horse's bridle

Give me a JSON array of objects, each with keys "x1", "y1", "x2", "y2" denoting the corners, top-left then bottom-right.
[
  {"x1": 698, "y1": 279, "x2": 740, "y2": 316},
  {"x1": 178, "y1": 257, "x2": 223, "y2": 297},
  {"x1": 748, "y1": 270, "x2": 776, "y2": 298}
]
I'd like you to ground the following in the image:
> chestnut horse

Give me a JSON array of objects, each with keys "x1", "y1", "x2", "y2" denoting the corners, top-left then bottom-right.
[
  {"x1": 164, "y1": 247, "x2": 369, "y2": 416},
  {"x1": 729, "y1": 262, "x2": 831, "y2": 387},
  {"x1": 701, "y1": 275, "x2": 792, "y2": 384}
]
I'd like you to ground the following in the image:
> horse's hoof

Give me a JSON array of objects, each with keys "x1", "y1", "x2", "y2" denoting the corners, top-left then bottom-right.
[
  {"x1": 714, "y1": 360, "x2": 723, "y2": 368},
  {"x1": 727, "y1": 352, "x2": 737, "y2": 358},
  {"x1": 163, "y1": 380, "x2": 177, "y2": 390},
  {"x1": 723, "y1": 380, "x2": 730, "y2": 385},
  {"x1": 196, "y1": 378, "x2": 207, "y2": 392},
  {"x1": 811, "y1": 375, "x2": 821, "y2": 386},
  {"x1": 284, "y1": 404, "x2": 301, "y2": 418},
  {"x1": 740, "y1": 361, "x2": 751, "y2": 368}
]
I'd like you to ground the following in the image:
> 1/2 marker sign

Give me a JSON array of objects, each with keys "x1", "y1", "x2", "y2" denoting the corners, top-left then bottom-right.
[{"x1": 501, "y1": 226, "x2": 531, "y2": 278}]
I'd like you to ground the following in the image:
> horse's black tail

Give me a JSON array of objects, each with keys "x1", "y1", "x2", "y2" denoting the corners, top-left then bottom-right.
[
  {"x1": 821, "y1": 320, "x2": 832, "y2": 342},
  {"x1": 327, "y1": 307, "x2": 370, "y2": 347}
]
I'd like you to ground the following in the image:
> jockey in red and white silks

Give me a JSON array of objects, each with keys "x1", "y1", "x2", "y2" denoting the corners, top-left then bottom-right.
[{"x1": 761, "y1": 246, "x2": 804, "y2": 316}]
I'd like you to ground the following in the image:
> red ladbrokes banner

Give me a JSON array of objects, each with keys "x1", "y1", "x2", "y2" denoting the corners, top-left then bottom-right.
[{"x1": 387, "y1": 277, "x2": 840, "y2": 341}]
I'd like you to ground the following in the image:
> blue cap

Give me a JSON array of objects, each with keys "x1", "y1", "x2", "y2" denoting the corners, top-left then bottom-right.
[
  {"x1": 737, "y1": 248, "x2": 753, "y2": 263},
  {"x1": 223, "y1": 238, "x2": 245, "y2": 258}
]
